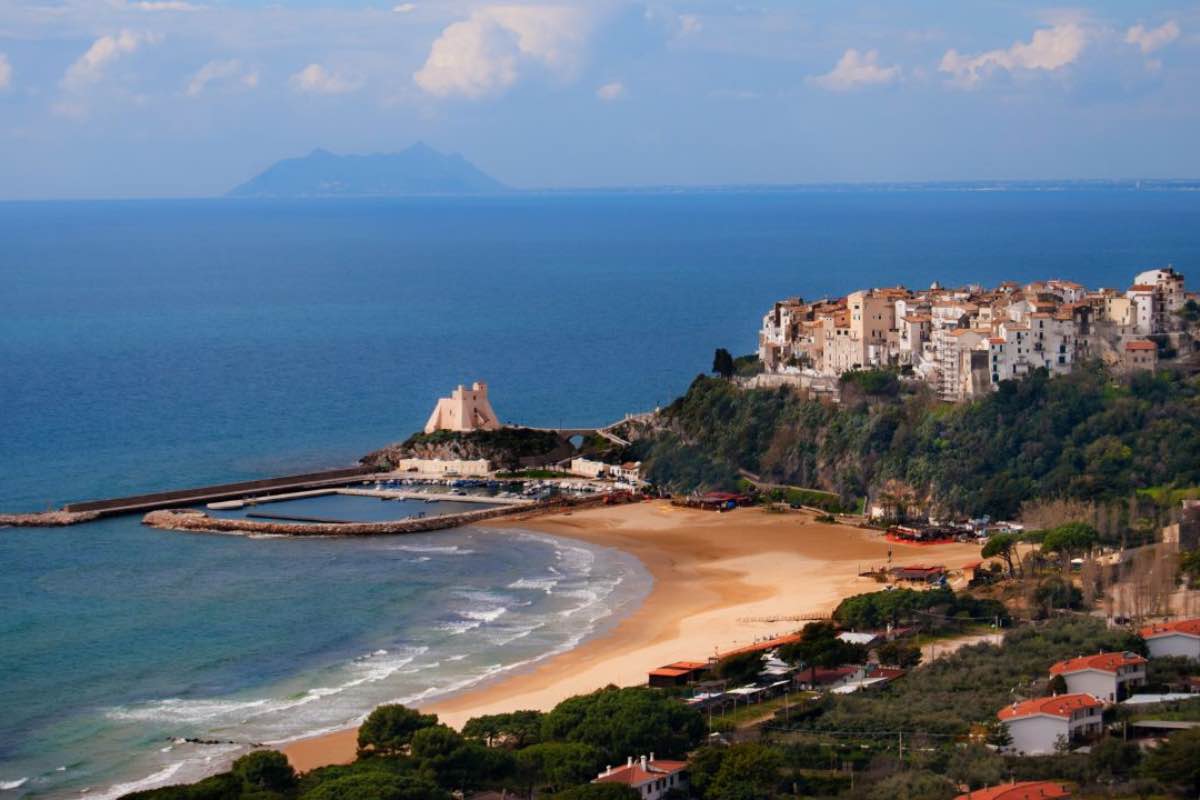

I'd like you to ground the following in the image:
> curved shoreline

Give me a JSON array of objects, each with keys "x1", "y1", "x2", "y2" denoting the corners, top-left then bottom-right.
[{"x1": 282, "y1": 500, "x2": 984, "y2": 771}]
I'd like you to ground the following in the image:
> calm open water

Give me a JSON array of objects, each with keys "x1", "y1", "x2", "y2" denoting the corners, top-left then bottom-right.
[{"x1": 2, "y1": 190, "x2": 1199, "y2": 796}]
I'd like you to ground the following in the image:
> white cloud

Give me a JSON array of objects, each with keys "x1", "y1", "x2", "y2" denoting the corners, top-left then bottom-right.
[
  {"x1": 1125, "y1": 21, "x2": 1179, "y2": 54},
  {"x1": 185, "y1": 58, "x2": 257, "y2": 96},
  {"x1": 809, "y1": 49, "x2": 900, "y2": 91},
  {"x1": 289, "y1": 63, "x2": 362, "y2": 95},
  {"x1": 128, "y1": 1, "x2": 201, "y2": 10},
  {"x1": 62, "y1": 29, "x2": 160, "y2": 91},
  {"x1": 413, "y1": 5, "x2": 589, "y2": 98},
  {"x1": 393, "y1": 3, "x2": 417, "y2": 12},
  {"x1": 0, "y1": 54, "x2": 11, "y2": 90},
  {"x1": 939, "y1": 24, "x2": 1086, "y2": 87},
  {"x1": 596, "y1": 80, "x2": 624, "y2": 100}
]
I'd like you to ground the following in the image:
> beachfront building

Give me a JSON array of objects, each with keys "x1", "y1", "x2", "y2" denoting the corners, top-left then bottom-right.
[
  {"x1": 594, "y1": 756, "x2": 688, "y2": 799},
  {"x1": 756, "y1": 268, "x2": 1185, "y2": 402},
  {"x1": 394, "y1": 457, "x2": 491, "y2": 476},
  {"x1": 996, "y1": 694, "x2": 1104, "y2": 755},
  {"x1": 954, "y1": 782, "x2": 1071, "y2": 800},
  {"x1": 1048, "y1": 652, "x2": 1147, "y2": 703},
  {"x1": 424, "y1": 381, "x2": 501, "y2": 434},
  {"x1": 1140, "y1": 619, "x2": 1200, "y2": 661},
  {"x1": 570, "y1": 458, "x2": 643, "y2": 485},
  {"x1": 571, "y1": 457, "x2": 611, "y2": 479}
]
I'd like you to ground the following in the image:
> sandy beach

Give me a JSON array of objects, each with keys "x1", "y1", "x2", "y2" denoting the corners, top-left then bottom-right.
[{"x1": 283, "y1": 501, "x2": 982, "y2": 771}]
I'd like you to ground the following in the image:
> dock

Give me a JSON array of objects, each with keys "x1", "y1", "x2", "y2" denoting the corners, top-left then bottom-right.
[
  {"x1": 62, "y1": 466, "x2": 380, "y2": 517},
  {"x1": 207, "y1": 487, "x2": 533, "y2": 510}
]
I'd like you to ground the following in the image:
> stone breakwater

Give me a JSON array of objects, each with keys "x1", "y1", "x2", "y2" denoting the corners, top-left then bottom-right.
[
  {"x1": 0, "y1": 510, "x2": 102, "y2": 527},
  {"x1": 142, "y1": 504, "x2": 529, "y2": 536},
  {"x1": 140, "y1": 494, "x2": 625, "y2": 536}
]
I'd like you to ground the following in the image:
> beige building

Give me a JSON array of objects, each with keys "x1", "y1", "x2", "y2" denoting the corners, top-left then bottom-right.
[
  {"x1": 755, "y1": 268, "x2": 1185, "y2": 403},
  {"x1": 424, "y1": 381, "x2": 501, "y2": 434},
  {"x1": 1122, "y1": 340, "x2": 1158, "y2": 372},
  {"x1": 395, "y1": 457, "x2": 491, "y2": 476}
]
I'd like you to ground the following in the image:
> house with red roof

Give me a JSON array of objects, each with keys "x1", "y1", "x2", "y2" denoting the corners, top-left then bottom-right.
[
  {"x1": 954, "y1": 781, "x2": 1070, "y2": 800},
  {"x1": 647, "y1": 661, "x2": 708, "y2": 688},
  {"x1": 1048, "y1": 651, "x2": 1147, "y2": 703},
  {"x1": 997, "y1": 694, "x2": 1103, "y2": 754},
  {"x1": 594, "y1": 755, "x2": 688, "y2": 800},
  {"x1": 1140, "y1": 619, "x2": 1200, "y2": 661},
  {"x1": 1122, "y1": 339, "x2": 1158, "y2": 373}
]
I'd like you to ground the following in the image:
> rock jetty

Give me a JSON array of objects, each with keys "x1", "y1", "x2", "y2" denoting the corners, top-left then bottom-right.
[{"x1": 0, "y1": 510, "x2": 102, "y2": 527}]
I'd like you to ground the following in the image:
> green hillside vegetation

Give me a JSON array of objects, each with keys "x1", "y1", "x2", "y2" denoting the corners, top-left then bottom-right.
[
  {"x1": 120, "y1": 616, "x2": 1200, "y2": 800},
  {"x1": 123, "y1": 687, "x2": 703, "y2": 800},
  {"x1": 635, "y1": 364, "x2": 1200, "y2": 520}
]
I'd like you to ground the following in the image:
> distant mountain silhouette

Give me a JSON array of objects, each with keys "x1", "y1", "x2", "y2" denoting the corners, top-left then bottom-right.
[{"x1": 227, "y1": 143, "x2": 508, "y2": 197}]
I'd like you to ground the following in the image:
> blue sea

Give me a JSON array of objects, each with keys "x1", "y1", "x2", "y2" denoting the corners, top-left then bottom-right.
[{"x1": 2, "y1": 190, "x2": 1199, "y2": 797}]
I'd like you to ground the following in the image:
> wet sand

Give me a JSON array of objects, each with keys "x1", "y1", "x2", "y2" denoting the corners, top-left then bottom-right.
[{"x1": 283, "y1": 501, "x2": 982, "y2": 770}]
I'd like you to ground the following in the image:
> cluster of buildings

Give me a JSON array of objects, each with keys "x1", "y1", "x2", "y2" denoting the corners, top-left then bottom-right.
[
  {"x1": 757, "y1": 267, "x2": 1189, "y2": 401},
  {"x1": 998, "y1": 617, "x2": 1200, "y2": 755},
  {"x1": 590, "y1": 617, "x2": 1200, "y2": 797}
]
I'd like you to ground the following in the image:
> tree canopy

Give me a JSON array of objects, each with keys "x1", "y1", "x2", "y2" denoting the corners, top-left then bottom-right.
[
  {"x1": 712, "y1": 348, "x2": 735, "y2": 379},
  {"x1": 357, "y1": 705, "x2": 439, "y2": 757},
  {"x1": 539, "y1": 686, "x2": 705, "y2": 763}
]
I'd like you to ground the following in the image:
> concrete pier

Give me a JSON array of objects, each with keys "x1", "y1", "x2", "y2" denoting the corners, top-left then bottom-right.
[
  {"x1": 207, "y1": 487, "x2": 533, "y2": 510},
  {"x1": 48, "y1": 467, "x2": 380, "y2": 518}
]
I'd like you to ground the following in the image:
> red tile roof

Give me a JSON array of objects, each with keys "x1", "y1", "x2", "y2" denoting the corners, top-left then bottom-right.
[
  {"x1": 955, "y1": 781, "x2": 1071, "y2": 800},
  {"x1": 1049, "y1": 652, "x2": 1146, "y2": 676},
  {"x1": 649, "y1": 668, "x2": 690, "y2": 678},
  {"x1": 1129, "y1": 284, "x2": 1156, "y2": 291},
  {"x1": 595, "y1": 759, "x2": 687, "y2": 788},
  {"x1": 1125, "y1": 340, "x2": 1157, "y2": 351},
  {"x1": 1140, "y1": 619, "x2": 1200, "y2": 639},
  {"x1": 997, "y1": 693, "x2": 1103, "y2": 721}
]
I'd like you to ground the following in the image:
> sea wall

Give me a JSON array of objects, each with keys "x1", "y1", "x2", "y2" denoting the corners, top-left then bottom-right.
[
  {"x1": 142, "y1": 504, "x2": 527, "y2": 536},
  {"x1": 0, "y1": 510, "x2": 102, "y2": 527},
  {"x1": 142, "y1": 494, "x2": 624, "y2": 537}
]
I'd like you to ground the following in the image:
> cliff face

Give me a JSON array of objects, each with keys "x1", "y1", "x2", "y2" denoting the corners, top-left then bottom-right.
[{"x1": 362, "y1": 427, "x2": 571, "y2": 470}]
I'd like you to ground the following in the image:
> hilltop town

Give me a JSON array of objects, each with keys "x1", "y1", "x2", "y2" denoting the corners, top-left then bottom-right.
[{"x1": 757, "y1": 267, "x2": 1193, "y2": 401}]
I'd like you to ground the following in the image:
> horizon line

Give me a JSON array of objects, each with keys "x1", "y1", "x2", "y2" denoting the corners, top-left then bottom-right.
[{"x1": 4, "y1": 176, "x2": 1200, "y2": 204}]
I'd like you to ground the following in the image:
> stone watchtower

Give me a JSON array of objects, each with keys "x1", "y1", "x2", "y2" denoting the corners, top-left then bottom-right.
[{"x1": 424, "y1": 381, "x2": 502, "y2": 434}]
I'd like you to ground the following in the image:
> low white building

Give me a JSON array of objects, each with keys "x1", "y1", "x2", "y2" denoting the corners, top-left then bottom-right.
[
  {"x1": 1048, "y1": 652, "x2": 1147, "y2": 704},
  {"x1": 1140, "y1": 619, "x2": 1200, "y2": 661},
  {"x1": 570, "y1": 457, "x2": 611, "y2": 479},
  {"x1": 570, "y1": 458, "x2": 643, "y2": 485},
  {"x1": 997, "y1": 694, "x2": 1104, "y2": 755},
  {"x1": 394, "y1": 457, "x2": 491, "y2": 476},
  {"x1": 594, "y1": 755, "x2": 688, "y2": 800}
]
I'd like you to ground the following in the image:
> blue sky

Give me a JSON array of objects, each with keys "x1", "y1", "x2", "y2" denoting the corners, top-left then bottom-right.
[{"x1": 0, "y1": 0, "x2": 1197, "y2": 198}]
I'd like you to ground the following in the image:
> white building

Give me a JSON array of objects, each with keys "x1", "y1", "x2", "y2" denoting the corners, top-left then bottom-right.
[
  {"x1": 1048, "y1": 652, "x2": 1147, "y2": 704},
  {"x1": 424, "y1": 381, "x2": 501, "y2": 434},
  {"x1": 1140, "y1": 619, "x2": 1200, "y2": 661},
  {"x1": 996, "y1": 694, "x2": 1104, "y2": 755},
  {"x1": 1133, "y1": 267, "x2": 1187, "y2": 333},
  {"x1": 394, "y1": 457, "x2": 491, "y2": 476},
  {"x1": 569, "y1": 458, "x2": 643, "y2": 485},
  {"x1": 594, "y1": 755, "x2": 688, "y2": 800},
  {"x1": 570, "y1": 457, "x2": 611, "y2": 479}
]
